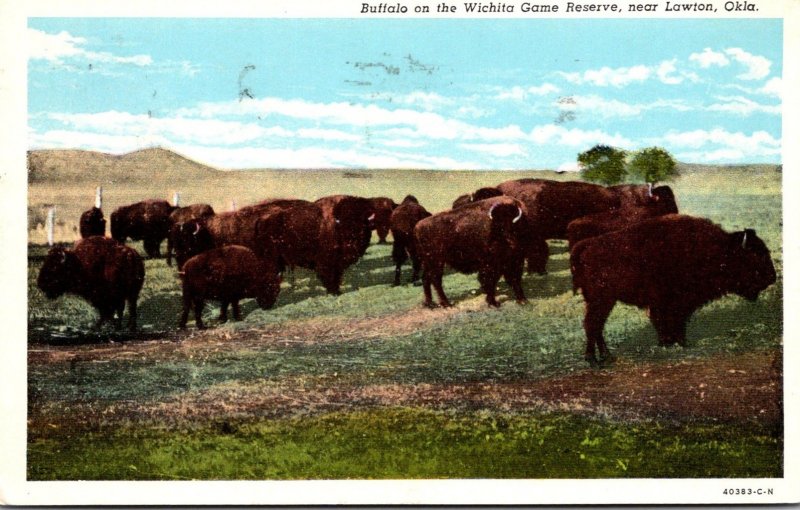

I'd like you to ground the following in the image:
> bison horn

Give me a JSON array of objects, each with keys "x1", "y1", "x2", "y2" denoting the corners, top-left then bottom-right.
[
  {"x1": 193, "y1": 223, "x2": 201, "y2": 236},
  {"x1": 742, "y1": 231, "x2": 748, "y2": 249},
  {"x1": 368, "y1": 213, "x2": 375, "y2": 221},
  {"x1": 512, "y1": 206, "x2": 522, "y2": 223},
  {"x1": 488, "y1": 203, "x2": 497, "y2": 219}
]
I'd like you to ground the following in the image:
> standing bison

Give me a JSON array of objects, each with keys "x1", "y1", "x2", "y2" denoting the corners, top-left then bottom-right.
[
  {"x1": 37, "y1": 236, "x2": 145, "y2": 330},
  {"x1": 166, "y1": 203, "x2": 216, "y2": 266},
  {"x1": 111, "y1": 199, "x2": 176, "y2": 258},
  {"x1": 414, "y1": 196, "x2": 531, "y2": 308},
  {"x1": 79, "y1": 207, "x2": 106, "y2": 238},
  {"x1": 178, "y1": 245, "x2": 281, "y2": 329},
  {"x1": 389, "y1": 195, "x2": 431, "y2": 286},
  {"x1": 570, "y1": 214, "x2": 776, "y2": 365},
  {"x1": 368, "y1": 197, "x2": 398, "y2": 244},
  {"x1": 566, "y1": 186, "x2": 679, "y2": 248}
]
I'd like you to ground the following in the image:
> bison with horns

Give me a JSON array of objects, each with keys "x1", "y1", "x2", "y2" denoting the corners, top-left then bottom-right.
[
  {"x1": 570, "y1": 214, "x2": 776, "y2": 365},
  {"x1": 166, "y1": 203, "x2": 216, "y2": 266},
  {"x1": 256, "y1": 195, "x2": 375, "y2": 295},
  {"x1": 110, "y1": 199, "x2": 176, "y2": 258},
  {"x1": 368, "y1": 196, "x2": 398, "y2": 244},
  {"x1": 414, "y1": 195, "x2": 537, "y2": 308},
  {"x1": 37, "y1": 236, "x2": 145, "y2": 330},
  {"x1": 389, "y1": 195, "x2": 431, "y2": 286},
  {"x1": 178, "y1": 245, "x2": 280, "y2": 329}
]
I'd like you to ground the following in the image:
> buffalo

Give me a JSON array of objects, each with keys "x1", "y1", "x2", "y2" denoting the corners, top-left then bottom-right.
[
  {"x1": 451, "y1": 186, "x2": 505, "y2": 209},
  {"x1": 166, "y1": 203, "x2": 216, "y2": 266},
  {"x1": 389, "y1": 195, "x2": 431, "y2": 286},
  {"x1": 414, "y1": 196, "x2": 533, "y2": 308},
  {"x1": 178, "y1": 245, "x2": 281, "y2": 329},
  {"x1": 169, "y1": 199, "x2": 309, "y2": 269},
  {"x1": 79, "y1": 207, "x2": 106, "y2": 238},
  {"x1": 369, "y1": 197, "x2": 398, "y2": 244},
  {"x1": 37, "y1": 236, "x2": 145, "y2": 330},
  {"x1": 608, "y1": 184, "x2": 677, "y2": 209},
  {"x1": 566, "y1": 186, "x2": 679, "y2": 248},
  {"x1": 111, "y1": 199, "x2": 176, "y2": 258},
  {"x1": 570, "y1": 214, "x2": 776, "y2": 365}
]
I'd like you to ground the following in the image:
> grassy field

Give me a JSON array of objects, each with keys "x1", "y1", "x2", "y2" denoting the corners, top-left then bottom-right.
[{"x1": 26, "y1": 159, "x2": 783, "y2": 480}]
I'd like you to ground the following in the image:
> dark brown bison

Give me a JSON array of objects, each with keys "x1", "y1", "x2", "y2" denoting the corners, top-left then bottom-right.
[
  {"x1": 414, "y1": 196, "x2": 531, "y2": 308},
  {"x1": 369, "y1": 197, "x2": 398, "y2": 244},
  {"x1": 608, "y1": 184, "x2": 677, "y2": 209},
  {"x1": 166, "y1": 203, "x2": 216, "y2": 266},
  {"x1": 79, "y1": 207, "x2": 106, "y2": 238},
  {"x1": 570, "y1": 214, "x2": 776, "y2": 365},
  {"x1": 566, "y1": 186, "x2": 679, "y2": 248},
  {"x1": 37, "y1": 236, "x2": 145, "y2": 330},
  {"x1": 169, "y1": 199, "x2": 310, "y2": 269},
  {"x1": 451, "y1": 187, "x2": 505, "y2": 209},
  {"x1": 178, "y1": 245, "x2": 281, "y2": 329},
  {"x1": 111, "y1": 199, "x2": 176, "y2": 258},
  {"x1": 389, "y1": 195, "x2": 431, "y2": 286}
]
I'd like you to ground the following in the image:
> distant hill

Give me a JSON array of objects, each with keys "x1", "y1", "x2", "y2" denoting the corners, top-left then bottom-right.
[
  {"x1": 676, "y1": 162, "x2": 781, "y2": 175},
  {"x1": 27, "y1": 147, "x2": 220, "y2": 184}
]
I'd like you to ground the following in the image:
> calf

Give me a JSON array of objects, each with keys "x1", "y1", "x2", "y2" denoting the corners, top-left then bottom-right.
[
  {"x1": 178, "y1": 245, "x2": 281, "y2": 329},
  {"x1": 37, "y1": 236, "x2": 145, "y2": 330},
  {"x1": 389, "y1": 195, "x2": 431, "y2": 286},
  {"x1": 414, "y1": 196, "x2": 531, "y2": 308},
  {"x1": 570, "y1": 214, "x2": 776, "y2": 365}
]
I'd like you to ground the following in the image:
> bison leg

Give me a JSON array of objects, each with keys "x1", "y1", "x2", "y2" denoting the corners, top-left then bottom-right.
[
  {"x1": 650, "y1": 307, "x2": 689, "y2": 347},
  {"x1": 410, "y1": 254, "x2": 422, "y2": 285},
  {"x1": 232, "y1": 300, "x2": 242, "y2": 321},
  {"x1": 422, "y1": 261, "x2": 450, "y2": 308},
  {"x1": 193, "y1": 299, "x2": 206, "y2": 329},
  {"x1": 143, "y1": 237, "x2": 161, "y2": 258},
  {"x1": 503, "y1": 263, "x2": 527, "y2": 305},
  {"x1": 219, "y1": 301, "x2": 229, "y2": 323},
  {"x1": 377, "y1": 226, "x2": 390, "y2": 244},
  {"x1": 478, "y1": 269, "x2": 502, "y2": 308},
  {"x1": 391, "y1": 241, "x2": 408, "y2": 286},
  {"x1": 126, "y1": 296, "x2": 138, "y2": 331},
  {"x1": 584, "y1": 299, "x2": 615, "y2": 365}
]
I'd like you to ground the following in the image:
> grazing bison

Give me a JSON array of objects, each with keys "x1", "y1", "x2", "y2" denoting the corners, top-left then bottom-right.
[
  {"x1": 570, "y1": 214, "x2": 776, "y2": 365},
  {"x1": 111, "y1": 199, "x2": 176, "y2": 258},
  {"x1": 414, "y1": 196, "x2": 530, "y2": 308},
  {"x1": 178, "y1": 245, "x2": 281, "y2": 329},
  {"x1": 37, "y1": 236, "x2": 145, "y2": 330},
  {"x1": 389, "y1": 195, "x2": 431, "y2": 286},
  {"x1": 166, "y1": 203, "x2": 216, "y2": 266},
  {"x1": 79, "y1": 207, "x2": 106, "y2": 238},
  {"x1": 566, "y1": 186, "x2": 679, "y2": 248},
  {"x1": 452, "y1": 187, "x2": 505, "y2": 209},
  {"x1": 169, "y1": 199, "x2": 310, "y2": 268},
  {"x1": 369, "y1": 197, "x2": 398, "y2": 244}
]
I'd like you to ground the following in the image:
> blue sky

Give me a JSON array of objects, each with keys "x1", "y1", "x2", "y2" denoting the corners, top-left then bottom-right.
[{"x1": 27, "y1": 18, "x2": 782, "y2": 170}]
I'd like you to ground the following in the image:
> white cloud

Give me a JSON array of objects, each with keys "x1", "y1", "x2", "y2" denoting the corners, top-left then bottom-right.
[
  {"x1": 555, "y1": 95, "x2": 693, "y2": 118},
  {"x1": 759, "y1": 77, "x2": 782, "y2": 98},
  {"x1": 656, "y1": 59, "x2": 698, "y2": 85},
  {"x1": 28, "y1": 28, "x2": 153, "y2": 67},
  {"x1": 561, "y1": 65, "x2": 651, "y2": 87},
  {"x1": 689, "y1": 48, "x2": 729, "y2": 68},
  {"x1": 529, "y1": 124, "x2": 634, "y2": 148},
  {"x1": 496, "y1": 83, "x2": 560, "y2": 100},
  {"x1": 724, "y1": 48, "x2": 771, "y2": 80},
  {"x1": 707, "y1": 96, "x2": 781, "y2": 116},
  {"x1": 661, "y1": 127, "x2": 780, "y2": 161}
]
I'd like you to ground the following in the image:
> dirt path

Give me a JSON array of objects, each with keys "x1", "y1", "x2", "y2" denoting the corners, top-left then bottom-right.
[{"x1": 31, "y1": 349, "x2": 781, "y2": 431}]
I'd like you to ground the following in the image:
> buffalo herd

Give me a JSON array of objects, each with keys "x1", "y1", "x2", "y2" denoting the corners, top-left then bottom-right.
[{"x1": 37, "y1": 178, "x2": 776, "y2": 365}]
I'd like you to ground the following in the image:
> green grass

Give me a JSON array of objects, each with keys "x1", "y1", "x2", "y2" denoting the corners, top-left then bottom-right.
[
  {"x1": 27, "y1": 166, "x2": 784, "y2": 480},
  {"x1": 27, "y1": 407, "x2": 781, "y2": 480}
]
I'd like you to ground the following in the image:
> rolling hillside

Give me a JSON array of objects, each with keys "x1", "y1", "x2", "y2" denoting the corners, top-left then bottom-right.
[{"x1": 27, "y1": 147, "x2": 220, "y2": 184}]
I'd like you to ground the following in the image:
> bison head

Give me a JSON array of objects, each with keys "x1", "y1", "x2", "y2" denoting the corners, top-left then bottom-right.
[
  {"x1": 171, "y1": 220, "x2": 214, "y2": 270},
  {"x1": 649, "y1": 186, "x2": 679, "y2": 215},
  {"x1": 401, "y1": 194, "x2": 420, "y2": 206},
  {"x1": 250, "y1": 263, "x2": 281, "y2": 310},
  {"x1": 332, "y1": 196, "x2": 375, "y2": 257},
  {"x1": 37, "y1": 246, "x2": 81, "y2": 299},
  {"x1": 80, "y1": 207, "x2": 106, "y2": 238},
  {"x1": 727, "y1": 229, "x2": 777, "y2": 301}
]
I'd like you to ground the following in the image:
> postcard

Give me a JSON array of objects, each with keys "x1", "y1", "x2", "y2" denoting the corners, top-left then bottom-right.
[{"x1": 1, "y1": 0, "x2": 798, "y2": 505}]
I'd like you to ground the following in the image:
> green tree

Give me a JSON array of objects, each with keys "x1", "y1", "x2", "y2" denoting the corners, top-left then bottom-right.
[
  {"x1": 578, "y1": 145, "x2": 628, "y2": 185},
  {"x1": 629, "y1": 147, "x2": 679, "y2": 191}
]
